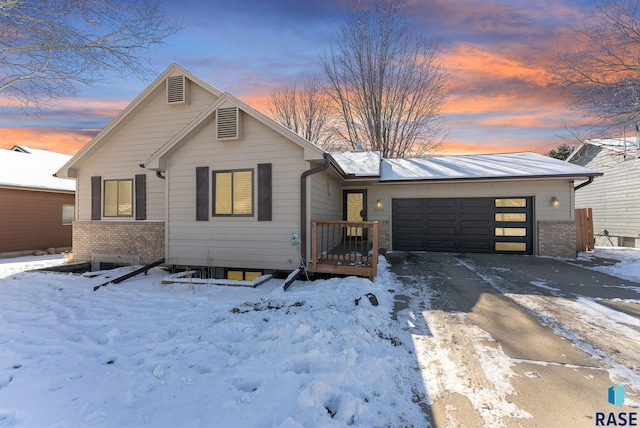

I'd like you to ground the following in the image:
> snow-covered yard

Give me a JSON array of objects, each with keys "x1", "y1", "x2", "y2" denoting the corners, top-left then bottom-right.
[
  {"x1": 0, "y1": 247, "x2": 638, "y2": 427},
  {"x1": 0, "y1": 256, "x2": 426, "y2": 427}
]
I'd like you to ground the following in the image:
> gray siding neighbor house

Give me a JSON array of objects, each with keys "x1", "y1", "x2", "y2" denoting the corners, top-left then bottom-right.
[
  {"x1": 56, "y1": 64, "x2": 601, "y2": 278},
  {"x1": 568, "y1": 138, "x2": 640, "y2": 248}
]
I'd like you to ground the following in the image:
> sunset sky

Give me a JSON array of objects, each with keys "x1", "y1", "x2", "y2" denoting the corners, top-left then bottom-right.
[{"x1": 0, "y1": 0, "x2": 602, "y2": 156}]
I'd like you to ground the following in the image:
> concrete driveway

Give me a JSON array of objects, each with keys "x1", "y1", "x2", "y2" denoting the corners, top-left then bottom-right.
[{"x1": 386, "y1": 251, "x2": 640, "y2": 428}]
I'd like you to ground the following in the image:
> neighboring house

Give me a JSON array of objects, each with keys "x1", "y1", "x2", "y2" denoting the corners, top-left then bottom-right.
[
  {"x1": 0, "y1": 145, "x2": 75, "y2": 257},
  {"x1": 568, "y1": 137, "x2": 640, "y2": 248},
  {"x1": 56, "y1": 64, "x2": 600, "y2": 277}
]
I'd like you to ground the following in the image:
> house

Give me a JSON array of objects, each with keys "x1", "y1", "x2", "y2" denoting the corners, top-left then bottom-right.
[
  {"x1": 56, "y1": 64, "x2": 600, "y2": 278},
  {"x1": 0, "y1": 145, "x2": 75, "y2": 257},
  {"x1": 567, "y1": 137, "x2": 640, "y2": 248}
]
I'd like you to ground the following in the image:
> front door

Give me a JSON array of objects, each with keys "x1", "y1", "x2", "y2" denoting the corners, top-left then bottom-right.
[{"x1": 344, "y1": 190, "x2": 367, "y2": 238}]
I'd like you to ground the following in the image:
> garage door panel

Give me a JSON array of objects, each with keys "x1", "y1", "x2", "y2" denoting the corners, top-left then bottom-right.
[
  {"x1": 396, "y1": 213, "x2": 423, "y2": 222},
  {"x1": 461, "y1": 213, "x2": 490, "y2": 221},
  {"x1": 460, "y1": 227, "x2": 491, "y2": 236},
  {"x1": 428, "y1": 199, "x2": 457, "y2": 207},
  {"x1": 427, "y1": 227, "x2": 456, "y2": 234},
  {"x1": 460, "y1": 243, "x2": 491, "y2": 252},
  {"x1": 392, "y1": 197, "x2": 532, "y2": 254},
  {"x1": 427, "y1": 212, "x2": 456, "y2": 220},
  {"x1": 426, "y1": 240, "x2": 456, "y2": 251},
  {"x1": 396, "y1": 226, "x2": 424, "y2": 234}
]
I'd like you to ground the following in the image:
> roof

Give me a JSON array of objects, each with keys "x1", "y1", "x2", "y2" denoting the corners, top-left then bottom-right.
[
  {"x1": 567, "y1": 137, "x2": 640, "y2": 163},
  {"x1": 377, "y1": 152, "x2": 600, "y2": 182},
  {"x1": 330, "y1": 151, "x2": 381, "y2": 177},
  {"x1": 0, "y1": 145, "x2": 75, "y2": 192}
]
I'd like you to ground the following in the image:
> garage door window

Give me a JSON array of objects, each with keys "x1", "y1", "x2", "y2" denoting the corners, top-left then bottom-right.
[
  {"x1": 495, "y1": 227, "x2": 527, "y2": 236},
  {"x1": 495, "y1": 213, "x2": 527, "y2": 222},
  {"x1": 494, "y1": 197, "x2": 529, "y2": 252},
  {"x1": 495, "y1": 242, "x2": 527, "y2": 251},
  {"x1": 495, "y1": 198, "x2": 527, "y2": 207}
]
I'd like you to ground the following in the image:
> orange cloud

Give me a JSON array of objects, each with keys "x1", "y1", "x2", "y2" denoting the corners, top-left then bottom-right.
[{"x1": 0, "y1": 127, "x2": 93, "y2": 155}]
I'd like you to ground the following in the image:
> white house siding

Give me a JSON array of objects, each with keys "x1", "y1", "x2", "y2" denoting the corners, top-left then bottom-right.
[
  {"x1": 165, "y1": 114, "x2": 309, "y2": 272},
  {"x1": 310, "y1": 172, "x2": 342, "y2": 220},
  {"x1": 308, "y1": 171, "x2": 344, "y2": 260},
  {"x1": 75, "y1": 77, "x2": 218, "y2": 221},
  {"x1": 573, "y1": 147, "x2": 640, "y2": 247},
  {"x1": 361, "y1": 179, "x2": 575, "y2": 255}
]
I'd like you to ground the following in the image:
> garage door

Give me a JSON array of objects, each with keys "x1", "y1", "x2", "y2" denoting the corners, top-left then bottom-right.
[{"x1": 392, "y1": 197, "x2": 533, "y2": 254}]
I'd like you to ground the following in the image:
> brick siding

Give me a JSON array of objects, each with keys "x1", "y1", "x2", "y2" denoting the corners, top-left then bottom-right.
[
  {"x1": 72, "y1": 221, "x2": 165, "y2": 266},
  {"x1": 538, "y1": 221, "x2": 576, "y2": 258},
  {"x1": 377, "y1": 220, "x2": 390, "y2": 252}
]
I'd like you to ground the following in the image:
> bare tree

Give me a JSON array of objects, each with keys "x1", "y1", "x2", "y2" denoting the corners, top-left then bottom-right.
[
  {"x1": 320, "y1": 0, "x2": 448, "y2": 158},
  {"x1": 0, "y1": 0, "x2": 180, "y2": 109},
  {"x1": 557, "y1": 0, "x2": 640, "y2": 138},
  {"x1": 267, "y1": 76, "x2": 335, "y2": 148}
]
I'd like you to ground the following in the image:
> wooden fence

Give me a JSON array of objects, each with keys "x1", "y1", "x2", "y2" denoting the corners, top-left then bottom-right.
[{"x1": 575, "y1": 208, "x2": 594, "y2": 252}]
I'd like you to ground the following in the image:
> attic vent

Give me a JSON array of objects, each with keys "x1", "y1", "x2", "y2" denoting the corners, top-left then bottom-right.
[
  {"x1": 166, "y1": 75, "x2": 187, "y2": 104},
  {"x1": 216, "y1": 107, "x2": 241, "y2": 140}
]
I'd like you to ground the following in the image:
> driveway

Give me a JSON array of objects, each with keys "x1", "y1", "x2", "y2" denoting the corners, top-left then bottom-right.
[{"x1": 386, "y1": 251, "x2": 640, "y2": 428}]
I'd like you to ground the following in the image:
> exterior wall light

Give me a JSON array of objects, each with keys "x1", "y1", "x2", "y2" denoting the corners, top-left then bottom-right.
[
  {"x1": 374, "y1": 199, "x2": 383, "y2": 211},
  {"x1": 550, "y1": 196, "x2": 559, "y2": 207}
]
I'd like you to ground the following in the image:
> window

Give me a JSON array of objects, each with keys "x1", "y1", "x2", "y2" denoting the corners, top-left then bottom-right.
[
  {"x1": 213, "y1": 169, "x2": 253, "y2": 216},
  {"x1": 495, "y1": 198, "x2": 527, "y2": 207},
  {"x1": 495, "y1": 242, "x2": 527, "y2": 252},
  {"x1": 104, "y1": 179, "x2": 133, "y2": 217},
  {"x1": 495, "y1": 227, "x2": 527, "y2": 237},
  {"x1": 495, "y1": 213, "x2": 527, "y2": 222},
  {"x1": 62, "y1": 204, "x2": 74, "y2": 225}
]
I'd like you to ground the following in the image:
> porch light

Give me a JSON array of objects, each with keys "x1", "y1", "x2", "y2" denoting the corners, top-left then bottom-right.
[
  {"x1": 550, "y1": 196, "x2": 559, "y2": 207},
  {"x1": 375, "y1": 199, "x2": 383, "y2": 211}
]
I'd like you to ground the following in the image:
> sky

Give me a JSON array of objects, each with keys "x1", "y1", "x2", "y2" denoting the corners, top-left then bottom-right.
[{"x1": 0, "y1": 0, "x2": 602, "y2": 156}]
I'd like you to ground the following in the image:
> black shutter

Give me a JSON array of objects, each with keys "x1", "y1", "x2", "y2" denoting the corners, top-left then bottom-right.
[
  {"x1": 196, "y1": 167, "x2": 209, "y2": 221},
  {"x1": 258, "y1": 163, "x2": 272, "y2": 221},
  {"x1": 91, "y1": 176, "x2": 101, "y2": 220},
  {"x1": 135, "y1": 174, "x2": 146, "y2": 220}
]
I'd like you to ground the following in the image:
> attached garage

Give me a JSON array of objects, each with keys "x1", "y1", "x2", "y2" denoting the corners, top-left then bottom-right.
[
  {"x1": 333, "y1": 151, "x2": 602, "y2": 258},
  {"x1": 391, "y1": 197, "x2": 533, "y2": 254}
]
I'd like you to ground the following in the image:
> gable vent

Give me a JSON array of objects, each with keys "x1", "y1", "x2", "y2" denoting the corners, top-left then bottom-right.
[
  {"x1": 166, "y1": 75, "x2": 188, "y2": 104},
  {"x1": 216, "y1": 107, "x2": 241, "y2": 140}
]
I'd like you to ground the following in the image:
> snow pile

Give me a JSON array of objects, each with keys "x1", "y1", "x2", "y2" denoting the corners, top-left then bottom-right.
[
  {"x1": 0, "y1": 257, "x2": 426, "y2": 427},
  {"x1": 579, "y1": 246, "x2": 640, "y2": 283}
]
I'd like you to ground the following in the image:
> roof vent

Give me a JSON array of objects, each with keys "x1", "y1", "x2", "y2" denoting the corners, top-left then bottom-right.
[
  {"x1": 216, "y1": 107, "x2": 242, "y2": 140},
  {"x1": 166, "y1": 75, "x2": 188, "y2": 105}
]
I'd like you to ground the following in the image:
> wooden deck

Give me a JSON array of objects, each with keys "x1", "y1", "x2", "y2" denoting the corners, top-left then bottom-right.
[{"x1": 308, "y1": 220, "x2": 379, "y2": 279}]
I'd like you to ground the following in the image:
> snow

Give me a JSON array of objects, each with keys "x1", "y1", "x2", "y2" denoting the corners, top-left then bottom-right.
[
  {"x1": 0, "y1": 246, "x2": 638, "y2": 427},
  {"x1": 0, "y1": 255, "x2": 426, "y2": 427},
  {"x1": 330, "y1": 151, "x2": 599, "y2": 181},
  {"x1": 578, "y1": 246, "x2": 640, "y2": 284},
  {"x1": 331, "y1": 151, "x2": 381, "y2": 177},
  {"x1": 379, "y1": 152, "x2": 599, "y2": 181},
  {"x1": 0, "y1": 146, "x2": 74, "y2": 192}
]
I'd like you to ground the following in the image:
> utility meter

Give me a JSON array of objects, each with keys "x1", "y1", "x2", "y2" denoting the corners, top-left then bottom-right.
[{"x1": 290, "y1": 232, "x2": 301, "y2": 246}]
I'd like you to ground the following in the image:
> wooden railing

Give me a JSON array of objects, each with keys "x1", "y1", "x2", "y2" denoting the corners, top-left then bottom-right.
[{"x1": 309, "y1": 220, "x2": 379, "y2": 280}]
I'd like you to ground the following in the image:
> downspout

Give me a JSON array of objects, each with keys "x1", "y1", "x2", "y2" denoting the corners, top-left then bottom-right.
[
  {"x1": 300, "y1": 154, "x2": 331, "y2": 265},
  {"x1": 574, "y1": 176, "x2": 593, "y2": 191}
]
